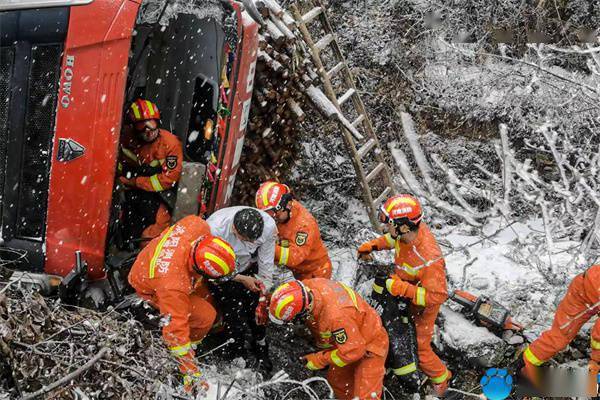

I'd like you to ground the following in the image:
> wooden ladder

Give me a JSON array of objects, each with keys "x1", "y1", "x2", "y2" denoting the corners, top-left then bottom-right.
[{"x1": 291, "y1": 0, "x2": 396, "y2": 230}]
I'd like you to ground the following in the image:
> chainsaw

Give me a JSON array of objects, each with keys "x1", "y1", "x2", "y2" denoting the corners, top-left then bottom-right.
[{"x1": 450, "y1": 290, "x2": 524, "y2": 335}]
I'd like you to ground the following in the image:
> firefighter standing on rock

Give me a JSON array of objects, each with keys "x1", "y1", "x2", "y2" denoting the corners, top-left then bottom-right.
[
  {"x1": 128, "y1": 215, "x2": 237, "y2": 394},
  {"x1": 358, "y1": 194, "x2": 451, "y2": 396},
  {"x1": 269, "y1": 279, "x2": 389, "y2": 400},
  {"x1": 255, "y1": 181, "x2": 332, "y2": 280},
  {"x1": 119, "y1": 99, "x2": 183, "y2": 247}
]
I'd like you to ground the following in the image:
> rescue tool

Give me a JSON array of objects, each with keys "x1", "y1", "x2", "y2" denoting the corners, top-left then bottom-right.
[{"x1": 451, "y1": 290, "x2": 524, "y2": 334}]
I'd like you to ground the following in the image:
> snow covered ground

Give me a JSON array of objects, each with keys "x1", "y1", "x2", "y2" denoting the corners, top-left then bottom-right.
[{"x1": 323, "y1": 212, "x2": 590, "y2": 362}]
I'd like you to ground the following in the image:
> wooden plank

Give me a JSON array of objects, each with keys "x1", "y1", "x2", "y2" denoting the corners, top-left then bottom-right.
[
  {"x1": 302, "y1": 6, "x2": 322, "y2": 24},
  {"x1": 337, "y1": 88, "x2": 355, "y2": 105},
  {"x1": 327, "y1": 61, "x2": 344, "y2": 79},
  {"x1": 357, "y1": 138, "x2": 376, "y2": 159},
  {"x1": 374, "y1": 186, "x2": 393, "y2": 206},
  {"x1": 315, "y1": 34, "x2": 334, "y2": 51},
  {"x1": 366, "y1": 163, "x2": 384, "y2": 182}
]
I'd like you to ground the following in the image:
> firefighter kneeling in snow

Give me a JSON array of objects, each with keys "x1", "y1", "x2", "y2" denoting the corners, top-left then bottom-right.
[
  {"x1": 254, "y1": 181, "x2": 332, "y2": 280},
  {"x1": 522, "y1": 264, "x2": 600, "y2": 388},
  {"x1": 119, "y1": 99, "x2": 183, "y2": 247},
  {"x1": 128, "y1": 215, "x2": 236, "y2": 393},
  {"x1": 269, "y1": 279, "x2": 389, "y2": 400},
  {"x1": 357, "y1": 194, "x2": 451, "y2": 396}
]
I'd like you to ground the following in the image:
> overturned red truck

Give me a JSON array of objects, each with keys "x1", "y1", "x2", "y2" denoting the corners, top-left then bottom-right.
[{"x1": 0, "y1": 0, "x2": 259, "y2": 306}]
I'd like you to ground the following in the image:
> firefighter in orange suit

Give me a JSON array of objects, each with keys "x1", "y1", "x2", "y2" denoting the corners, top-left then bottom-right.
[
  {"x1": 119, "y1": 99, "x2": 183, "y2": 247},
  {"x1": 128, "y1": 215, "x2": 236, "y2": 393},
  {"x1": 255, "y1": 182, "x2": 332, "y2": 280},
  {"x1": 269, "y1": 279, "x2": 389, "y2": 400},
  {"x1": 357, "y1": 194, "x2": 451, "y2": 396},
  {"x1": 522, "y1": 264, "x2": 600, "y2": 383}
]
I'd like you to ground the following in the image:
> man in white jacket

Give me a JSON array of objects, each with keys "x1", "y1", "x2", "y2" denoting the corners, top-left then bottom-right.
[{"x1": 207, "y1": 206, "x2": 277, "y2": 371}]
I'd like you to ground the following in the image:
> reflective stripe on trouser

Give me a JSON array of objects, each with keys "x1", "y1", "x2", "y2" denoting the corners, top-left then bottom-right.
[
  {"x1": 415, "y1": 304, "x2": 448, "y2": 380},
  {"x1": 523, "y1": 346, "x2": 543, "y2": 366},
  {"x1": 328, "y1": 353, "x2": 386, "y2": 400},
  {"x1": 528, "y1": 274, "x2": 596, "y2": 363},
  {"x1": 393, "y1": 362, "x2": 417, "y2": 376},
  {"x1": 161, "y1": 293, "x2": 216, "y2": 364},
  {"x1": 592, "y1": 319, "x2": 600, "y2": 362},
  {"x1": 169, "y1": 342, "x2": 191, "y2": 356}
]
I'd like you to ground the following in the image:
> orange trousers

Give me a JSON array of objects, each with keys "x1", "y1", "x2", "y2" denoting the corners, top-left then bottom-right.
[
  {"x1": 328, "y1": 352, "x2": 386, "y2": 400},
  {"x1": 142, "y1": 289, "x2": 217, "y2": 344},
  {"x1": 295, "y1": 260, "x2": 333, "y2": 281},
  {"x1": 527, "y1": 274, "x2": 600, "y2": 364},
  {"x1": 141, "y1": 203, "x2": 171, "y2": 246},
  {"x1": 414, "y1": 305, "x2": 450, "y2": 382}
]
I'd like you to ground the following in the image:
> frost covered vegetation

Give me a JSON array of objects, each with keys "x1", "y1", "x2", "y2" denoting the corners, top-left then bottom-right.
[{"x1": 324, "y1": 0, "x2": 600, "y2": 272}]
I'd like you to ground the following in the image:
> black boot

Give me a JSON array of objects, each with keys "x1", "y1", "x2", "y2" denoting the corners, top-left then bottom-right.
[{"x1": 251, "y1": 337, "x2": 273, "y2": 374}]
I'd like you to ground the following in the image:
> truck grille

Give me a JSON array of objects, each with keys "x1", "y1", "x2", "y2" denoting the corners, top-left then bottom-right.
[
  {"x1": 15, "y1": 44, "x2": 62, "y2": 239},
  {"x1": 0, "y1": 47, "x2": 13, "y2": 221}
]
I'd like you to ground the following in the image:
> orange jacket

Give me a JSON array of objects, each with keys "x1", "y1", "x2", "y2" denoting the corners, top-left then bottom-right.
[
  {"x1": 582, "y1": 265, "x2": 600, "y2": 305},
  {"x1": 364, "y1": 224, "x2": 448, "y2": 308},
  {"x1": 304, "y1": 278, "x2": 388, "y2": 369},
  {"x1": 275, "y1": 201, "x2": 330, "y2": 275},
  {"x1": 128, "y1": 215, "x2": 211, "y2": 364},
  {"x1": 120, "y1": 128, "x2": 183, "y2": 192}
]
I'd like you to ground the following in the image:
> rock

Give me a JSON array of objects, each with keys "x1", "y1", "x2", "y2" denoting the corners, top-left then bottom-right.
[{"x1": 471, "y1": 277, "x2": 490, "y2": 290}]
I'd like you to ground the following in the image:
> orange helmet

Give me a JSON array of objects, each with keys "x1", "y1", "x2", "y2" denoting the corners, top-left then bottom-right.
[
  {"x1": 255, "y1": 181, "x2": 292, "y2": 212},
  {"x1": 268, "y1": 281, "x2": 311, "y2": 325},
  {"x1": 128, "y1": 99, "x2": 161, "y2": 123},
  {"x1": 379, "y1": 194, "x2": 423, "y2": 233},
  {"x1": 190, "y1": 235, "x2": 236, "y2": 282}
]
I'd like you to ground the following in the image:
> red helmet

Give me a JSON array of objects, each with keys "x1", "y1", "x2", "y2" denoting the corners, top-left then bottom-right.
[
  {"x1": 190, "y1": 235, "x2": 236, "y2": 281},
  {"x1": 268, "y1": 281, "x2": 311, "y2": 325},
  {"x1": 255, "y1": 181, "x2": 292, "y2": 212},
  {"x1": 128, "y1": 99, "x2": 161, "y2": 122},
  {"x1": 379, "y1": 194, "x2": 423, "y2": 233}
]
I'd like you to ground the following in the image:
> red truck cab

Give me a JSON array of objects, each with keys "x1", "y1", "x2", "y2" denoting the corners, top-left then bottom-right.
[{"x1": 0, "y1": 0, "x2": 258, "y2": 301}]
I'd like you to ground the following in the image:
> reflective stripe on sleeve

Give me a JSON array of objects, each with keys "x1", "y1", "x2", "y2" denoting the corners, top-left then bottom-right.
[
  {"x1": 169, "y1": 342, "x2": 191, "y2": 356},
  {"x1": 430, "y1": 369, "x2": 449, "y2": 384},
  {"x1": 415, "y1": 287, "x2": 426, "y2": 306},
  {"x1": 279, "y1": 247, "x2": 290, "y2": 265},
  {"x1": 384, "y1": 233, "x2": 395, "y2": 247},
  {"x1": 385, "y1": 279, "x2": 395, "y2": 294},
  {"x1": 320, "y1": 331, "x2": 332, "y2": 339},
  {"x1": 330, "y1": 349, "x2": 347, "y2": 367},
  {"x1": 150, "y1": 174, "x2": 164, "y2": 191},
  {"x1": 524, "y1": 346, "x2": 544, "y2": 366},
  {"x1": 592, "y1": 338, "x2": 600, "y2": 350},
  {"x1": 306, "y1": 360, "x2": 320, "y2": 370}
]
